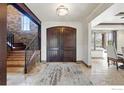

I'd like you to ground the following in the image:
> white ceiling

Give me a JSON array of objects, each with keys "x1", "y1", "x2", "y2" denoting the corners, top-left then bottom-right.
[
  {"x1": 26, "y1": 3, "x2": 99, "y2": 22},
  {"x1": 91, "y1": 3, "x2": 124, "y2": 30}
]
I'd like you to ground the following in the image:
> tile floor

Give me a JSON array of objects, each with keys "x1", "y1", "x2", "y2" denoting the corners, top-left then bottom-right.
[
  {"x1": 7, "y1": 62, "x2": 92, "y2": 85},
  {"x1": 7, "y1": 57, "x2": 124, "y2": 85}
]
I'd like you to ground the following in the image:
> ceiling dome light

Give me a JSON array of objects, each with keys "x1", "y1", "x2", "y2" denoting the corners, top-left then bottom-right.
[{"x1": 56, "y1": 5, "x2": 69, "y2": 16}]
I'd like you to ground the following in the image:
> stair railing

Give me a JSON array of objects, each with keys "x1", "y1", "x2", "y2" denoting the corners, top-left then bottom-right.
[
  {"x1": 7, "y1": 32, "x2": 14, "y2": 50},
  {"x1": 25, "y1": 35, "x2": 40, "y2": 73}
]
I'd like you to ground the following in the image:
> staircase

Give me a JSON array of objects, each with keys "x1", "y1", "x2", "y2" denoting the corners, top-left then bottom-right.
[
  {"x1": 7, "y1": 50, "x2": 25, "y2": 73},
  {"x1": 7, "y1": 32, "x2": 40, "y2": 73},
  {"x1": 7, "y1": 32, "x2": 26, "y2": 73}
]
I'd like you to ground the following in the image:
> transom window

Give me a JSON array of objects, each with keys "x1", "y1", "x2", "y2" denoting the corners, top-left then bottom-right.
[{"x1": 21, "y1": 15, "x2": 30, "y2": 31}]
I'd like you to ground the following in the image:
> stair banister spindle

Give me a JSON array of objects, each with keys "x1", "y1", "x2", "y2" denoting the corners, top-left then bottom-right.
[{"x1": 25, "y1": 35, "x2": 39, "y2": 73}]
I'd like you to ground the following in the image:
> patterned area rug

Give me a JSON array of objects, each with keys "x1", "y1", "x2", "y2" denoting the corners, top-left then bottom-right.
[
  {"x1": 34, "y1": 62, "x2": 92, "y2": 85},
  {"x1": 7, "y1": 62, "x2": 92, "y2": 85}
]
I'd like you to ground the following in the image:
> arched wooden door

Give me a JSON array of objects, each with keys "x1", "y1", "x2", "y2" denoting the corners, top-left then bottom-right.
[{"x1": 47, "y1": 26, "x2": 76, "y2": 62}]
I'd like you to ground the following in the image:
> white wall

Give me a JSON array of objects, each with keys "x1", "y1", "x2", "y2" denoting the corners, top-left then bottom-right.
[
  {"x1": 40, "y1": 4, "x2": 113, "y2": 65},
  {"x1": 87, "y1": 4, "x2": 113, "y2": 66},
  {"x1": 41, "y1": 21, "x2": 88, "y2": 63},
  {"x1": 117, "y1": 30, "x2": 124, "y2": 53}
]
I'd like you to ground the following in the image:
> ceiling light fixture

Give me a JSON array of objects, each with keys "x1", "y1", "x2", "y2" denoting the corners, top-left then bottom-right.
[{"x1": 56, "y1": 5, "x2": 69, "y2": 16}]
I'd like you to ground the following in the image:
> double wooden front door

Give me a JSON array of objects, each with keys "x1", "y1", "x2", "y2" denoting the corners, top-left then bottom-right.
[{"x1": 47, "y1": 26, "x2": 76, "y2": 62}]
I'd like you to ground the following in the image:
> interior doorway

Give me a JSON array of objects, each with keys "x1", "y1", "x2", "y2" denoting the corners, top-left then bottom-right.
[{"x1": 47, "y1": 26, "x2": 76, "y2": 62}]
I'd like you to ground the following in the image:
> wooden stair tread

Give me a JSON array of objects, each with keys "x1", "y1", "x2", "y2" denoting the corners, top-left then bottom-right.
[
  {"x1": 8, "y1": 54, "x2": 25, "y2": 57},
  {"x1": 7, "y1": 50, "x2": 25, "y2": 73},
  {"x1": 7, "y1": 64, "x2": 24, "y2": 67},
  {"x1": 9, "y1": 51, "x2": 25, "y2": 56},
  {"x1": 7, "y1": 57, "x2": 25, "y2": 61},
  {"x1": 7, "y1": 60, "x2": 25, "y2": 64},
  {"x1": 9, "y1": 51, "x2": 25, "y2": 53},
  {"x1": 7, "y1": 55, "x2": 25, "y2": 58},
  {"x1": 7, "y1": 67, "x2": 24, "y2": 73},
  {"x1": 7, "y1": 61, "x2": 24, "y2": 66}
]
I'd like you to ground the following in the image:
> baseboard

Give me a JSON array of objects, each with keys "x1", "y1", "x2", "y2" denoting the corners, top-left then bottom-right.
[
  {"x1": 76, "y1": 60, "x2": 91, "y2": 68},
  {"x1": 41, "y1": 60, "x2": 47, "y2": 63},
  {"x1": 92, "y1": 57, "x2": 104, "y2": 59},
  {"x1": 41, "y1": 60, "x2": 46, "y2": 62}
]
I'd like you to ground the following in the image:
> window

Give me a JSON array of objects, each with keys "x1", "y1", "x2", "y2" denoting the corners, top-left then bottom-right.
[
  {"x1": 95, "y1": 33, "x2": 102, "y2": 48},
  {"x1": 21, "y1": 15, "x2": 30, "y2": 31},
  {"x1": 108, "y1": 32, "x2": 113, "y2": 45}
]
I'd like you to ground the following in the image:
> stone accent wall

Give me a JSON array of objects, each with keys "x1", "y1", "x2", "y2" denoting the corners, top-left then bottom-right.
[{"x1": 7, "y1": 5, "x2": 38, "y2": 46}]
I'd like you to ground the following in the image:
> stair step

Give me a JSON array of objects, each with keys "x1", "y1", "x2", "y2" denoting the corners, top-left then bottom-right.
[
  {"x1": 7, "y1": 50, "x2": 25, "y2": 73},
  {"x1": 9, "y1": 53, "x2": 25, "y2": 55},
  {"x1": 7, "y1": 67, "x2": 24, "y2": 73},
  {"x1": 9, "y1": 51, "x2": 25, "y2": 56},
  {"x1": 7, "y1": 60, "x2": 24, "y2": 65},
  {"x1": 8, "y1": 55, "x2": 24, "y2": 57},
  {"x1": 7, "y1": 62, "x2": 24, "y2": 67},
  {"x1": 9, "y1": 54, "x2": 25, "y2": 56},
  {"x1": 7, "y1": 64, "x2": 24, "y2": 67},
  {"x1": 7, "y1": 55, "x2": 25, "y2": 58},
  {"x1": 7, "y1": 57, "x2": 25, "y2": 61},
  {"x1": 10, "y1": 50, "x2": 25, "y2": 52}
]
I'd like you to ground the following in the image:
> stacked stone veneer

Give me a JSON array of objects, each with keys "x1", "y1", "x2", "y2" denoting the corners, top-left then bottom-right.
[{"x1": 7, "y1": 5, "x2": 38, "y2": 46}]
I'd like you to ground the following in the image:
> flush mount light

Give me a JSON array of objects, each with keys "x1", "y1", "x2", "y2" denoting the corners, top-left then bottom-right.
[{"x1": 56, "y1": 5, "x2": 69, "y2": 16}]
